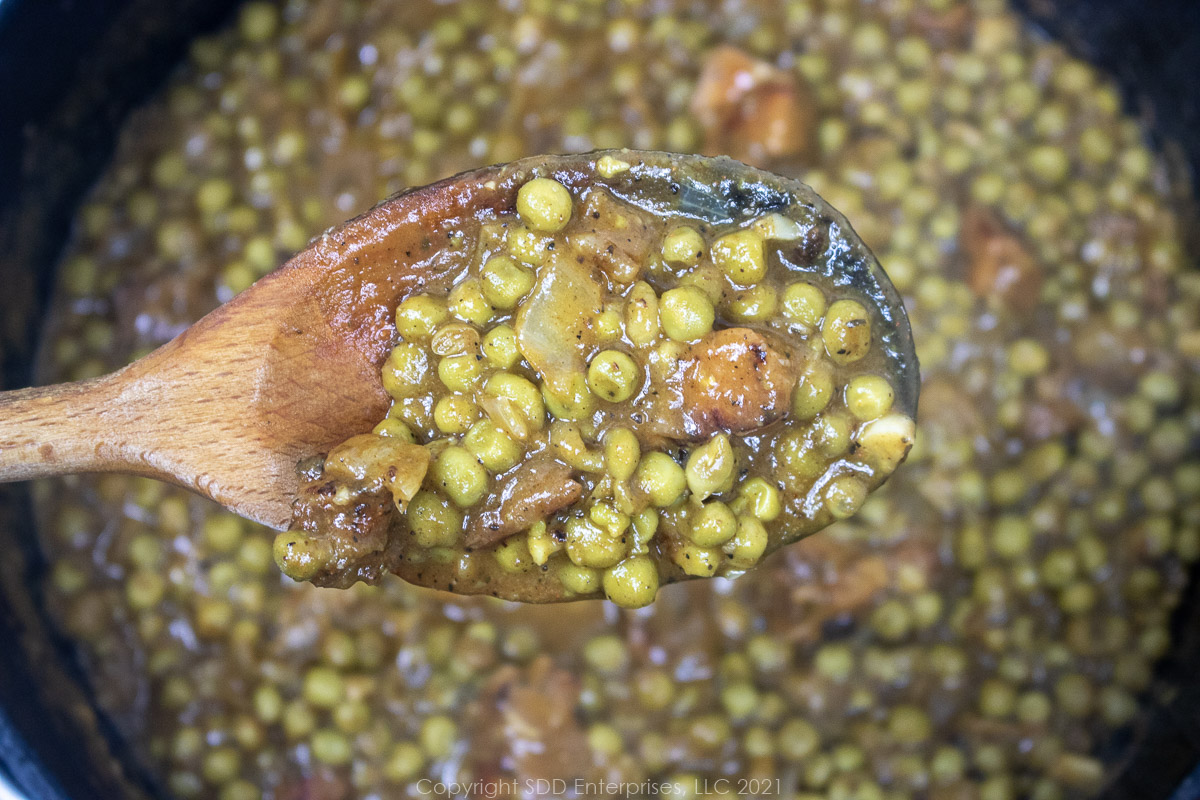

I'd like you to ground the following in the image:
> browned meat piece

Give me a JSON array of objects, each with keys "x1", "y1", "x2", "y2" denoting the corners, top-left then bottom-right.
[
  {"x1": 466, "y1": 456, "x2": 583, "y2": 549},
  {"x1": 570, "y1": 189, "x2": 653, "y2": 285},
  {"x1": 681, "y1": 328, "x2": 797, "y2": 437},
  {"x1": 690, "y1": 45, "x2": 815, "y2": 166},
  {"x1": 290, "y1": 481, "x2": 395, "y2": 588},
  {"x1": 962, "y1": 205, "x2": 1043, "y2": 313},
  {"x1": 468, "y1": 657, "x2": 598, "y2": 790},
  {"x1": 275, "y1": 773, "x2": 352, "y2": 800},
  {"x1": 912, "y1": 4, "x2": 972, "y2": 46}
]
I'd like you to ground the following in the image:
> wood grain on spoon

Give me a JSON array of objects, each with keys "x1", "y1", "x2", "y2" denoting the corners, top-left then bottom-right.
[{"x1": 0, "y1": 160, "x2": 527, "y2": 528}]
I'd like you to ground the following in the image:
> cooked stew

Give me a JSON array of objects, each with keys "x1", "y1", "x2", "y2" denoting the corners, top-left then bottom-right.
[
  {"x1": 31, "y1": 1, "x2": 1200, "y2": 798},
  {"x1": 279, "y1": 159, "x2": 917, "y2": 605}
]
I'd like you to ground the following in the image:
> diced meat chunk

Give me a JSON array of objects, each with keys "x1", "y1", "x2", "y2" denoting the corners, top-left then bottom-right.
[
  {"x1": 690, "y1": 45, "x2": 815, "y2": 166},
  {"x1": 570, "y1": 189, "x2": 652, "y2": 285},
  {"x1": 962, "y1": 205, "x2": 1043, "y2": 313},
  {"x1": 682, "y1": 328, "x2": 797, "y2": 437},
  {"x1": 466, "y1": 457, "x2": 583, "y2": 548},
  {"x1": 290, "y1": 482, "x2": 395, "y2": 588},
  {"x1": 469, "y1": 657, "x2": 597, "y2": 792}
]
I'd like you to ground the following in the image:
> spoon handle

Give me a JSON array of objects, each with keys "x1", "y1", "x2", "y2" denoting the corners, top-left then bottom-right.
[{"x1": 0, "y1": 370, "x2": 150, "y2": 481}]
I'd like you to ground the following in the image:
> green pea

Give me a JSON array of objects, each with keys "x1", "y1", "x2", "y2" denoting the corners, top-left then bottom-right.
[
  {"x1": 625, "y1": 281, "x2": 661, "y2": 346},
  {"x1": 777, "y1": 719, "x2": 821, "y2": 761},
  {"x1": 594, "y1": 306, "x2": 623, "y2": 341},
  {"x1": 237, "y1": 1, "x2": 278, "y2": 42},
  {"x1": 1016, "y1": 691, "x2": 1052, "y2": 725},
  {"x1": 494, "y1": 537, "x2": 533, "y2": 573},
  {"x1": 679, "y1": 263, "x2": 725, "y2": 304},
  {"x1": 674, "y1": 544, "x2": 723, "y2": 577},
  {"x1": 602, "y1": 556, "x2": 660, "y2": 608},
  {"x1": 845, "y1": 375, "x2": 894, "y2": 420},
  {"x1": 725, "y1": 515, "x2": 768, "y2": 568},
  {"x1": 283, "y1": 700, "x2": 315, "y2": 740},
  {"x1": 485, "y1": 373, "x2": 545, "y2": 431},
  {"x1": 45, "y1": 564, "x2": 84, "y2": 599},
  {"x1": 448, "y1": 278, "x2": 493, "y2": 326},
  {"x1": 480, "y1": 255, "x2": 535, "y2": 308},
  {"x1": 543, "y1": 373, "x2": 596, "y2": 420},
  {"x1": 433, "y1": 395, "x2": 477, "y2": 434},
  {"x1": 1027, "y1": 144, "x2": 1070, "y2": 186},
  {"x1": 272, "y1": 530, "x2": 330, "y2": 581},
  {"x1": 825, "y1": 474, "x2": 868, "y2": 520},
  {"x1": 603, "y1": 427, "x2": 640, "y2": 481},
  {"x1": 635, "y1": 452, "x2": 687, "y2": 507},
  {"x1": 302, "y1": 666, "x2": 344, "y2": 709},
  {"x1": 507, "y1": 225, "x2": 551, "y2": 265},
  {"x1": 126, "y1": 571, "x2": 166, "y2": 610},
  {"x1": 711, "y1": 229, "x2": 767, "y2": 285},
  {"x1": 1055, "y1": 673, "x2": 1094, "y2": 718},
  {"x1": 685, "y1": 434, "x2": 734, "y2": 500},
  {"x1": 419, "y1": 715, "x2": 457, "y2": 758},
  {"x1": 203, "y1": 513, "x2": 243, "y2": 553},
  {"x1": 631, "y1": 508, "x2": 659, "y2": 546},
  {"x1": 992, "y1": 515, "x2": 1033, "y2": 559},
  {"x1": 737, "y1": 478, "x2": 782, "y2": 521},
  {"x1": 822, "y1": 299, "x2": 872, "y2": 364},
  {"x1": 565, "y1": 516, "x2": 628, "y2": 569},
  {"x1": 516, "y1": 177, "x2": 573, "y2": 232},
  {"x1": 559, "y1": 563, "x2": 601, "y2": 594},
  {"x1": 587, "y1": 349, "x2": 640, "y2": 402},
  {"x1": 888, "y1": 706, "x2": 932, "y2": 744},
  {"x1": 463, "y1": 420, "x2": 522, "y2": 472},
  {"x1": 383, "y1": 742, "x2": 424, "y2": 782},
  {"x1": 690, "y1": 501, "x2": 737, "y2": 547},
  {"x1": 979, "y1": 678, "x2": 1016, "y2": 718},
  {"x1": 814, "y1": 643, "x2": 855, "y2": 682},
  {"x1": 432, "y1": 447, "x2": 488, "y2": 507},
  {"x1": 792, "y1": 362, "x2": 834, "y2": 419},
  {"x1": 381, "y1": 343, "x2": 430, "y2": 399},
  {"x1": 373, "y1": 417, "x2": 416, "y2": 441},
  {"x1": 252, "y1": 685, "x2": 282, "y2": 724},
  {"x1": 584, "y1": 634, "x2": 629, "y2": 674},
  {"x1": 396, "y1": 295, "x2": 448, "y2": 342},
  {"x1": 430, "y1": 321, "x2": 480, "y2": 357},
  {"x1": 588, "y1": 723, "x2": 624, "y2": 756},
  {"x1": 660, "y1": 286, "x2": 715, "y2": 342},
  {"x1": 661, "y1": 226, "x2": 705, "y2": 265},
  {"x1": 812, "y1": 413, "x2": 852, "y2": 458},
  {"x1": 311, "y1": 729, "x2": 352, "y2": 765},
  {"x1": 201, "y1": 746, "x2": 240, "y2": 785},
  {"x1": 437, "y1": 353, "x2": 482, "y2": 392},
  {"x1": 407, "y1": 491, "x2": 462, "y2": 549},
  {"x1": 588, "y1": 502, "x2": 630, "y2": 537},
  {"x1": 482, "y1": 324, "x2": 521, "y2": 369},
  {"x1": 196, "y1": 178, "x2": 234, "y2": 214},
  {"x1": 727, "y1": 285, "x2": 779, "y2": 323}
]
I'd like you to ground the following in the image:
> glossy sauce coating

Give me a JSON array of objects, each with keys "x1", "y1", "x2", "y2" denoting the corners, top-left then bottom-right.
[
  {"x1": 279, "y1": 154, "x2": 918, "y2": 606},
  {"x1": 30, "y1": 2, "x2": 1200, "y2": 798}
]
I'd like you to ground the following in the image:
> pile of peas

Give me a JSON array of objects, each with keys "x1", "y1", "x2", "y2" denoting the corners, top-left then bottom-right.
[
  {"x1": 30, "y1": 0, "x2": 1200, "y2": 798},
  {"x1": 282, "y1": 166, "x2": 914, "y2": 608}
]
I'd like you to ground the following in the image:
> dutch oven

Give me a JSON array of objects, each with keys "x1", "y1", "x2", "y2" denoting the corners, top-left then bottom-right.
[{"x1": 0, "y1": 1, "x2": 1198, "y2": 798}]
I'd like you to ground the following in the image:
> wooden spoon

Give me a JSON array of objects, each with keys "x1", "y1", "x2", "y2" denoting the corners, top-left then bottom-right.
[{"x1": 0, "y1": 150, "x2": 918, "y2": 531}]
